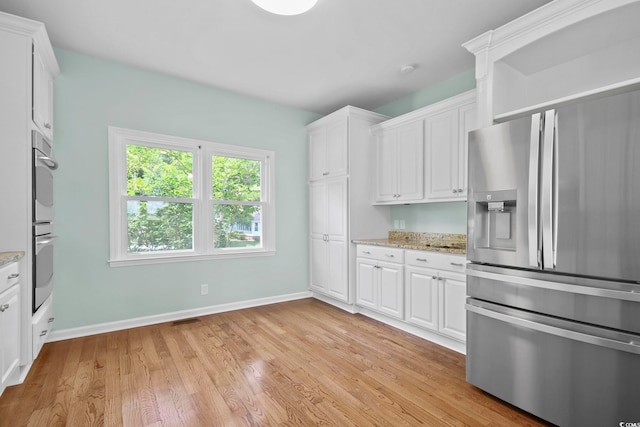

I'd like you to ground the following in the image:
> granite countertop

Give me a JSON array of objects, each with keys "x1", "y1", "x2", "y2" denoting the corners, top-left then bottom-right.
[
  {"x1": 0, "y1": 251, "x2": 25, "y2": 267},
  {"x1": 352, "y1": 231, "x2": 466, "y2": 255}
]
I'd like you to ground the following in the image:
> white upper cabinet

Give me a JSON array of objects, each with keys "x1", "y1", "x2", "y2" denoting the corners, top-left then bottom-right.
[
  {"x1": 309, "y1": 116, "x2": 348, "y2": 181},
  {"x1": 372, "y1": 90, "x2": 476, "y2": 204},
  {"x1": 463, "y1": 0, "x2": 640, "y2": 126},
  {"x1": 374, "y1": 120, "x2": 424, "y2": 203},
  {"x1": 32, "y1": 40, "x2": 55, "y2": 140}
]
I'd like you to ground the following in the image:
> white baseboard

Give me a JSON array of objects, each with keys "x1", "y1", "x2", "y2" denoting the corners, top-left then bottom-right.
[{"x1": 48, "y1": 291, "x2": 313, "y2": 342}]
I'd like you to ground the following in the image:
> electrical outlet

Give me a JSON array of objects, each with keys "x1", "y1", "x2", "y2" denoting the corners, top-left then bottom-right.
[{"x1": 200, "y1": 284, "x2": 208, "y2": 295}]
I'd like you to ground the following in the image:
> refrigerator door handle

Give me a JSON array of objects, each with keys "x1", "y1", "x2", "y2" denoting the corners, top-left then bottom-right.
[
  {"x1": 466, "y1": 268, "x2": 640, "y2": 302},
  {"x1": 466, "y1": 302, "x2": 640, "y2": 355},
  {"x1": 527, "y1": 113, "x2": 542, "y2": 267},
  {"x1": 541, "y1": 109, "x2": 556, "y2": 269}
]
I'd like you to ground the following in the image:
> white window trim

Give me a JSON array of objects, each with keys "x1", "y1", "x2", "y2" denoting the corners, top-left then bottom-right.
[{"x1": 108, "y1": 127, "x2": 276, "y2": 267}]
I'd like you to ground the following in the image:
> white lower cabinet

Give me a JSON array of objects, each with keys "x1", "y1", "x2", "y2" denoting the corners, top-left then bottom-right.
[
  {"x1": 356, "y1": 244, "x2": 468, "y2": 344},
  {"x1": 405, "y1": 266, "x2": 439, "y2": 330},
  {"x1": 0, "y1": 283, "x2": 20, "y2": 396},
  {"x1": 31, "y1": 295, "x2": 53, "y2": 360},
  {"x1": 356, "y1": 246, "x2": 404, "y2": 319}
]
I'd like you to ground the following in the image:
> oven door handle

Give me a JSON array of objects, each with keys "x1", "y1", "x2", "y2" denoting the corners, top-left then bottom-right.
[
  {"x1": 466, "y1": 302, "x2": 640, "y2": 355},
  {"x1": 36, "y1": 235, "x2": 58, "y2": 246},
  {"x1": 36, "y1": 155, "x2": 59, "y2": 171}
]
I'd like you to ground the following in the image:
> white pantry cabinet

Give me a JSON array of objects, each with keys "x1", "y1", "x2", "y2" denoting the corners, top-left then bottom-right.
[
  {"x1": 372, "y1": 90, "x2": 476, "y2": 204},
  {"x1": 356, "y1": 246, "x2": 404, "y2": 319},
  {"x1": 373, "y1": 120, "x2": 424, "y2": 203},
  {"x1": 310, "y1": 178, "x2": 348, "y2": 301},
  {"x1": 0, "y1": 262, "x2": 21, "y2": 396},
  {"x1": 307, "y1": 107, "x2": 390, "y2": 305},
  {"x1": 0, "y1": 11, "x2": 59, "y2": 379}
]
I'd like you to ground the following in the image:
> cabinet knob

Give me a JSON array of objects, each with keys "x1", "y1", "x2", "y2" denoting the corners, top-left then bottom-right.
[
  {"x1": 48, "y1": 317, "x2": 55, "y2": 323},
  {"x1": 322, "y1": 172, "x2": 329, "y2": 176},
  {"x1": 432, "y1": 276, "x2": 438, "y2": 280},
  {"x1": 452, "y1": 189, "x2": 458, "y2": 194},
  {"x1": 44, "y1": 123, "x2": 52, "y2": 129},
  {"x1": 40, "y1": 330, "x2": 48, "y2": 337},
  {"x1": 8, "y1": 273, "x2": 19, "y2": 279},
  {"x1": 0, "y1": 303, "x2": 9, "y2": 312},
  {"x1": 458, "y1": 188, "x2": 463, "y2": 193}
]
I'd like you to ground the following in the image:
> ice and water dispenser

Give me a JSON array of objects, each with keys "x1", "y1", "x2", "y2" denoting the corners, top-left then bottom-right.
[{"x1": 469, "y1": 189, "x2": 518, "y2": 252}]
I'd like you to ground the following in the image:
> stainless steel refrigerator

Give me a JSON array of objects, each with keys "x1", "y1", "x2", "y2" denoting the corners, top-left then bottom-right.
[{"x1": 466, "y1": 88, "x2": 640, "y2": 426}]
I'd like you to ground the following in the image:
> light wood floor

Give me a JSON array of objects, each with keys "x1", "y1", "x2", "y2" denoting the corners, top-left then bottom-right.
[{"x1": 0, "y1": 298, "x2": 550, "y2": 426}]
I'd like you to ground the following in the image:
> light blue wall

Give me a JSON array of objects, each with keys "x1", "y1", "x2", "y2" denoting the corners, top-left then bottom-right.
[
  {"x1": 374, "y1": 70, "x2": 476, "y2": 233},
  {"x1": 53, "y1": 48, "x2": 320, "y2": 330}
]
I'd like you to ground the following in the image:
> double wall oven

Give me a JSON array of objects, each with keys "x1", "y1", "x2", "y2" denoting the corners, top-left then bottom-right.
[{"x1": 32, "y1": 130, "x2": 57, "y2": 313}]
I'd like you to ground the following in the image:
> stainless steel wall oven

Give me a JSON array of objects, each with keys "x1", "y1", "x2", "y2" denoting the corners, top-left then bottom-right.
[{"x1": 32, "y1": 130, "x2": 57, "y2": 313}]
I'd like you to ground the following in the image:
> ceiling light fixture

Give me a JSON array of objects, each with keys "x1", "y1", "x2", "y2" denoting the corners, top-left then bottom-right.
[
  {"x1": 251, "y1": 0, "x2": 318, "y2": 16},
  {"x1": 400, "y1": 64, "x2": 417, "y2": 75}
]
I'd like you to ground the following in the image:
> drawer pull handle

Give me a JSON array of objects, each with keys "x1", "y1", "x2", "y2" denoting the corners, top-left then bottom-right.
[
  {"x1": 48, "y1": 317, "x2": 55, "y2": 323},
  {"x1": 450, "y1": 262, "x2": 464, "y2": 267},
  {"x1": 432, "y1": 276, "x2": 438, "y2": 280},
  {"x1": 362, "y1": 251, "x2": 371, "y2": 254},
  {"x1": 386, "y1": 254, "x2": 395, "y2": 258},
  {"x1": 8, "y1": 273, "x2": 19, "y2": 279},
  {"x1": 40, "y1": 330, "x2": 48, "y2": 337},
  {"x1": 0, "y1": 303, "x2": 9, "y2": 312},
  {"x1": 416, "y1": 258, "x2": 427, "y2": 262}
]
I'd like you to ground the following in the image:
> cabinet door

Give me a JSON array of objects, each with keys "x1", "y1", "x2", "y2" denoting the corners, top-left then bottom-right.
[
  {"x1": 0, "y1": 285, "x2": 20, "y2": 387},
  {"x1": 457, "y1": 103, "x2": 478, "y2": 198},
  {"x1": 308, "y1": 128, "x2": 327, "y2": 181},
  {"x1": 424, "y1": 109, "x2": 459, "y2": 199},
  {"x1": 325, "y1": 117, "x2": 348, "y2": 178},
  {"x1": 327, "y1": 239, "x2": 348, "y2": 301},
  {"x1": 310, "y1": 236, "x2": 328, "y2": 293},
  {"x1": 395, "y1": 121, "x2": 424, "y2": 202},
  {"x1": 404, "y1": 266, "x2": 439, "y2": 331},
  {"x1": 378, "y1": 261, "x2": 404, "y2": 319},
  {"x1": 309, "y1": 182, "x2": 327, "y2": 238},
  {"x1": 438, "y1": 271, "x2": 467, "y2": 342},
  {"x1": 356, "y1": 260, "x2": 378, "y2": 309},
  {"x1": 33, "y1": 46, "x2": 54, "y2": 140},
  {"x1": 326, "y1": 179, "x2": 347, "y2": 241},
  {"x1": 374, "y1": 129, "x2": 398, "y2": 202}
]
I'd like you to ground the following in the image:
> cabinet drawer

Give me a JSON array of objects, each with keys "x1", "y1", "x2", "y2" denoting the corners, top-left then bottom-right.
[
  {"x1": 357, "y1": 245, "x2": 404, "y2": 263},
  {"x1": 32, "y1": 295, "x2": 54, "y2": 360},
  {"x1": 0, "y1": 262, "x2": 20, "y2": 294},
  {"x1": 405, "y1": 250, "x2": 466, "y2": 272}
]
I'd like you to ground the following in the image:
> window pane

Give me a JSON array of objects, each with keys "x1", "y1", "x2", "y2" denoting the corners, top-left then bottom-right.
[
  {"x1": 127, "y1": 145, "x2": 193, "y2": 198},
  {"x1": 213, "y1": 204, "x2": 262, "y2": 249},
  {"x1": 127, "y1": 200, "x2": 193, "y2": 252},
  {"x1": 212, "y1": 156, "x2": 261, "y2": 202}
]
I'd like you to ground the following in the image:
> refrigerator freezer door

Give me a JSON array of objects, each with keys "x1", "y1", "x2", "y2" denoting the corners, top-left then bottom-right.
[
  {"x1": 467, "y1": 115, "x2": 541, "y2": 269},
  {"x1": 553, "y1": 89, "x2": 640, "y2": 282}
]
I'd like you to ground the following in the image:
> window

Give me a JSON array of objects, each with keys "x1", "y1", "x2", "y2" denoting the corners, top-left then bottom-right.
[{"x1": 108, "y1": 127, "x2": 275, "y2": 266}]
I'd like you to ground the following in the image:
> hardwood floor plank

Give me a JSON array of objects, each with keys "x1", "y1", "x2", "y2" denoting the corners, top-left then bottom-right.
[{"x1": 0, "y1": 298, "x2": 551, "y2": 426}]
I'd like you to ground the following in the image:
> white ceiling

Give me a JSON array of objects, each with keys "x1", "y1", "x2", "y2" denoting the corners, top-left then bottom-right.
[{"x1": 0, "y1": 0, "x2": 551, "y2": 115}]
